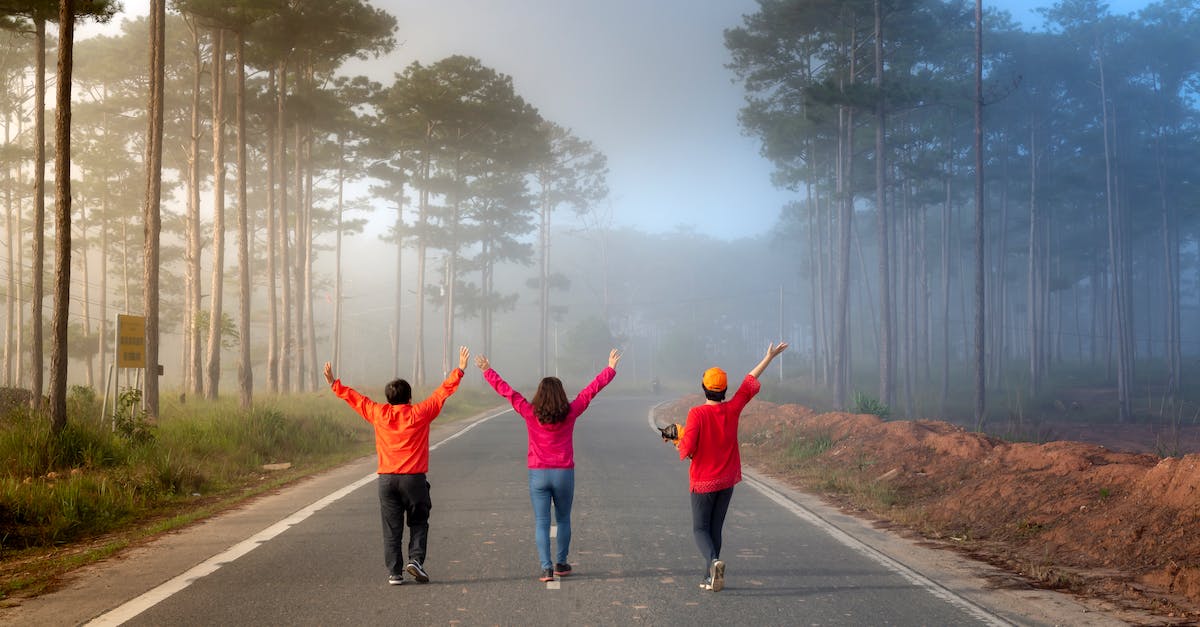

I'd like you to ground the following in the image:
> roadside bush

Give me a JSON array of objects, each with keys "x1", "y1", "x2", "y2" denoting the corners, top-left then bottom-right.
[{"x1": 852, "y1": 392, "x2": 891, "y2": 419}]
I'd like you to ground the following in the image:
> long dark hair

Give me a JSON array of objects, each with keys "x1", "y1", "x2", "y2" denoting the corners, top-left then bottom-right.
[{"x1": 532, "y1": 377, "x2": 570, "y2": 425}]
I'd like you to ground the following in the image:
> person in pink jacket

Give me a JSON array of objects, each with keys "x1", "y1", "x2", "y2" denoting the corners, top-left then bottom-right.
[{"x1": 475, "y1": 349, "x2": 621, "y2": 582}]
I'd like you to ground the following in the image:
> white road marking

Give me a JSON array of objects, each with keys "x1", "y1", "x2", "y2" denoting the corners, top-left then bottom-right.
[
  {"x1": 550, "y1": 525, "x2": 557, "y2": 538},
  {"x1": 645, "y1": 406, "x2": 1007, "y2": 626},
  {"x1": 86, "y1": 407, "x2": 513, "y2": 626}
]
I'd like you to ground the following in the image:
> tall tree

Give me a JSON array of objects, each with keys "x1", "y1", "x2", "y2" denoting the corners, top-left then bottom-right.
[
  {"x1": 47, "y1": 0, "x2": 74, "y2": 433},
  {"x1": 973, "y1": 0, "x2": 986, "y2": 427},
  {"x1": 533, "y1": 121, "x2": 607, "y2": 376},
  {"x1": 142, "y1": 0, "x2": 165, "y2": 417}
]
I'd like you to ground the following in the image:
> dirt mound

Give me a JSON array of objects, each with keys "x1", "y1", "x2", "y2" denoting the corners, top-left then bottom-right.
[{"x1": 658, "y1": 396, "x2": 1200, "y2": 621}]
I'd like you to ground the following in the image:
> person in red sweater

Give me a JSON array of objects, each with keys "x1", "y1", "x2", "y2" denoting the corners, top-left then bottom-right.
[
  {"x1": 323, "y1": 346, "x2": 469, "y2": 586},
  {"x1": 678, "y1": 342, "x2": 788, "y2": 592}
]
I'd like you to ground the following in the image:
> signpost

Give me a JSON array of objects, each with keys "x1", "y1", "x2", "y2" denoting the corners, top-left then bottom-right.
[
  {"x1": 104, "y1": 314, "x2": 147, "y2": 428},
  {"x1": 117, "y1": 314, "x2": 146, "y2": 368}
]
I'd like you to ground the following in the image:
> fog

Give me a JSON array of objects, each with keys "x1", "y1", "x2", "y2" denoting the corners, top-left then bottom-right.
[{"x1": 6, "y1": 0, "x2": 1198, "y2": 430}]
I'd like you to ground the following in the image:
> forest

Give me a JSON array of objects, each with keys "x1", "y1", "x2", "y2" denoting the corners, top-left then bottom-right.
[
  {"x1": 0, "y1": 0, "x2": 1196, "y2": 435},
  {"x1": 728, "y1": 0, "x2": 1200, "y2": 426}
]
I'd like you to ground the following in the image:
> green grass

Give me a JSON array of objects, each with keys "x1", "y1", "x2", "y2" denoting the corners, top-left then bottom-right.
[{"x1": 785, "y1": 432, "x2": 834, "y2": 463}]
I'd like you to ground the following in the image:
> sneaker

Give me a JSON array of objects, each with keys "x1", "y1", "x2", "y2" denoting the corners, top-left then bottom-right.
[
  {"x1": 710, "y1": 559, "x2": 725, "y2": 592},
  {"x1": 539, "y1": 568, "x2": 556, "y2": 582},
  {"x1": 699, "y1": 576, "x2": 713, "y2": 591},
  {"x1": 553, "y1": 563, "x2": 572, "y2": 577},
  {"x1": 405, "y1": 560, "x2": 429, "y2": 583},
  {"x1": 388, "y1": 574, "x2": 404, "y2": 586}
]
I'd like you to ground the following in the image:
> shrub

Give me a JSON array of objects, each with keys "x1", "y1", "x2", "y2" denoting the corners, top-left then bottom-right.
[{"x1": 852, "y1": 392, "x2": 891, "y2": 419}]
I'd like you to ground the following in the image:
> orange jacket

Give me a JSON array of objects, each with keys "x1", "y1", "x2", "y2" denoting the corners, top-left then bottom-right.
[{"x1": 332, "y1": 369, "x2": 463, "y2": 474}]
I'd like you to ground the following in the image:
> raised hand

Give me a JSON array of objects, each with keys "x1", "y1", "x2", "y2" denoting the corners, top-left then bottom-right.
[
  {"x1": 458, "y1": 346, "x2": 470, "y2": 370},
  {"x1": 474, "y1": 354, "x2": 490, "y2": 371},
  {"x1": 608, "y1": 348, "x2": 622, "y2": 369},
  {"x1": 323, "y1": 361, "x2": 335, "y2": 386},
  {"x1": 750, "y1": 342, "x2": 789, "y2": 379}
]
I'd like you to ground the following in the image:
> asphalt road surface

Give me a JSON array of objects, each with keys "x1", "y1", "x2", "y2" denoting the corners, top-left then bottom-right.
[{"x1": 3, "y1": 395, "x2": 1125, "y2": 626}]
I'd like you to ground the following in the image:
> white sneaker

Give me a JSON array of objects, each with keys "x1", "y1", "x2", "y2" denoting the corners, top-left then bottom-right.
[{"x1": 710, "y1": 560, "x2": 725, "y2": 592}]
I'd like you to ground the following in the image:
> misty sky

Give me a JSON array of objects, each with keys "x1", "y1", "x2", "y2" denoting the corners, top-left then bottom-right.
[{"x1": 81, "y1": 0, "x2": 1152, "y2": 241}]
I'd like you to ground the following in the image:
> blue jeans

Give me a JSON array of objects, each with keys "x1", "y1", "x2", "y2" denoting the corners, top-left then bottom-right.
[{"x1": 528, "y1": 468, "x2": 575, "y2": 570}]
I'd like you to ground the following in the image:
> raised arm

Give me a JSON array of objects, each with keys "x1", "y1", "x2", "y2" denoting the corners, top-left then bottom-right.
[
  {"x1": 748, "y1": 342, "x2": 789, "y2": 379},
  {"x1": 476, "y1": 355, "x2": 535, "y2": 419}
]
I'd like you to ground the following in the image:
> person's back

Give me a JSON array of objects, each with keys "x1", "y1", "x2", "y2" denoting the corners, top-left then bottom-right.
[
  {"x1": 323, "y1": 347, "x2": 469, "y2": 586},
  {"x1": 475, "y1": 349, "x2": 621, "y2": 581},
  {"x1": 331, "y1": 370, "x2": 462, "y2": 474},
  {"x1": 674, "y1": 342, "x2": 787, "y2": 593}
]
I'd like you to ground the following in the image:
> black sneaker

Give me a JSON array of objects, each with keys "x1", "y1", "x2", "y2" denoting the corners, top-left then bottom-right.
[
  {"x1": 405, "y1": 560, "x2": 429, "y2": 583},
  {"x1": 539, "y1": 568, "x2": 555, "y2": 582},
  {"x1": 388, "y1": 574, "x2": 403, "y2": 586},
  {"x1": 553, "y1": 563, "x2": 572, "y2": 577},
  {"x1": 710, "y1": 559, "x2": 725, "y2": 592}
]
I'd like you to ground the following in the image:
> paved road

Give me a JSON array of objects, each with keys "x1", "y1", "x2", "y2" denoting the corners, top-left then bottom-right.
[{"x1": 3, "y1": 395, "x2": 1126, "y2": 626}]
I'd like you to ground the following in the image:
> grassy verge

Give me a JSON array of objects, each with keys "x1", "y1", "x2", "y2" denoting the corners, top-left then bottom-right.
[{"x1": 0, "y1": 383, "x2": 495, "y2": 602}]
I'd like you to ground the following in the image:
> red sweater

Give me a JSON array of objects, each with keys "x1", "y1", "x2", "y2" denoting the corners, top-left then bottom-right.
[
  {"x1": 678, "y1": 374, "x2": 761, "y2": 493},
  {"x1": 332, "y1": 368, "x2": 463, "y2": 474}
]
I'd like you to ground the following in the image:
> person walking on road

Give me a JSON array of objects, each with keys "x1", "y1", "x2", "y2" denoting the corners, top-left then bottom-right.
[
  {"x1": 677, "y1": 342, "x2": 788, "y2": 592},
  {"x1": 474, "y1": 349, "x2": 621, "y2": 582},
  {"x1": 323, "y1": 346, "x2": 470, "y2": 586}
]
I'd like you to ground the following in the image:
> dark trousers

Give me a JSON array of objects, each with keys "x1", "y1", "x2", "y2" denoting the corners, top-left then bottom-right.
[
  {"x1": 378, "y1": 473, "x2": 431, "y2": 576},
  {"x1": 690, "y1": 486, "x2": 734, "y2": 567}
]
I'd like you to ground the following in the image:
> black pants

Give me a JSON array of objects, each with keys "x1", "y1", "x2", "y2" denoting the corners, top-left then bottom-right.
[
  {"x1": 690, "y1": 486, "x2": 734, "y2": 566},
  {"x1": 378, "y1": 473, "x2": 431, "y2": 576}
]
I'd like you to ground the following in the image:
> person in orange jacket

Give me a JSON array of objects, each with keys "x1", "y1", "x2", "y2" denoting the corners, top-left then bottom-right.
[{"x1": 323, "y1": 346, "x2": 469, "y2": 586}]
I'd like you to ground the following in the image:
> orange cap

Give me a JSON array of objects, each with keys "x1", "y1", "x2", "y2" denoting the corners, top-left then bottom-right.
[{"x1": 702, "y1": 367, "x2": 727, "y2": 392}]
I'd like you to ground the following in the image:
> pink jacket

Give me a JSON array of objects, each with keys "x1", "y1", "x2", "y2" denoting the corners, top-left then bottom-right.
[{"x1": 483, "y1": 367, "x2": 616, "y2": 469}]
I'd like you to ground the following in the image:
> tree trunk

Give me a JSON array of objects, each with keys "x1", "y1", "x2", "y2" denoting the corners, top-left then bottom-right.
[
  {"x1": 972, "y1": 0, "x2": 986, "y2": 428},
  {"x1": 833, "y1": 24, "x2": 856, "y2": 410},
  {"x1": 1155, "y1": 115, "x2": 1180, "y2": 398},
  {"x1": 392, "y1": 183, "x2": 404, "y2": 376},
  {"x1": 333, "y1": 136, "x2": 344, "y2": 374},
  {"x1": 4, "y1": 103, "x2": 13, "y2": 386},
  {"x1": 1098, "y1": 52, "x2": 1131, "y2": 422},
  {"x1": 874, "y1": 0, "x2": 892, "y2": 408},
  {"x1": 79, "y1": 202, "x2": 93, "y2": 387},
  {"x1": 32, "y1": 17, "x2": 47, "y2": 410},
  {"x1": 185, "y1": 16, "x2": 203, "y2": 398},
  {"x1": 1028, "y1": 122, "x2": 1041, "y2": 397},
  {"x1": 49, "y1": 0, "x2": 76, "y2": 433},
  {"x1": 142, "y1": 0, "x2": 166, "y2": 418},
  {"x1": 412, "y1": 149, "x2": 430, "y2": 386},
  {"x1": 293, "y1": 121, "x2": 306, "y2": 390},
  {"x1": 538, "y1": 180, "x2": 550, "y2": 377},
  {"x1": 204, "y1": 28, "x2": 226, "y2": 400},
  {"x1": 235, "y1": 31, "x2": 252, "y2": 409},
  {"x1": 940, "y1": 176, "x2": 950, "y2": 413},
  {"x1": 278, "y1": 60, "x2": 292, "y2": 394},
  {"x1": 266, "y1": 67, "x2": 279, "y2": 394},
  {"x1": 304, "y1": 113, "x2": 317, "y2": 391}
]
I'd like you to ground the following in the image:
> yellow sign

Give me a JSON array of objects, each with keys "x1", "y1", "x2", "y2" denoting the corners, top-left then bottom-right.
[{"x1": 117, "y1": 314, "x2": 146, "y2": 368}]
